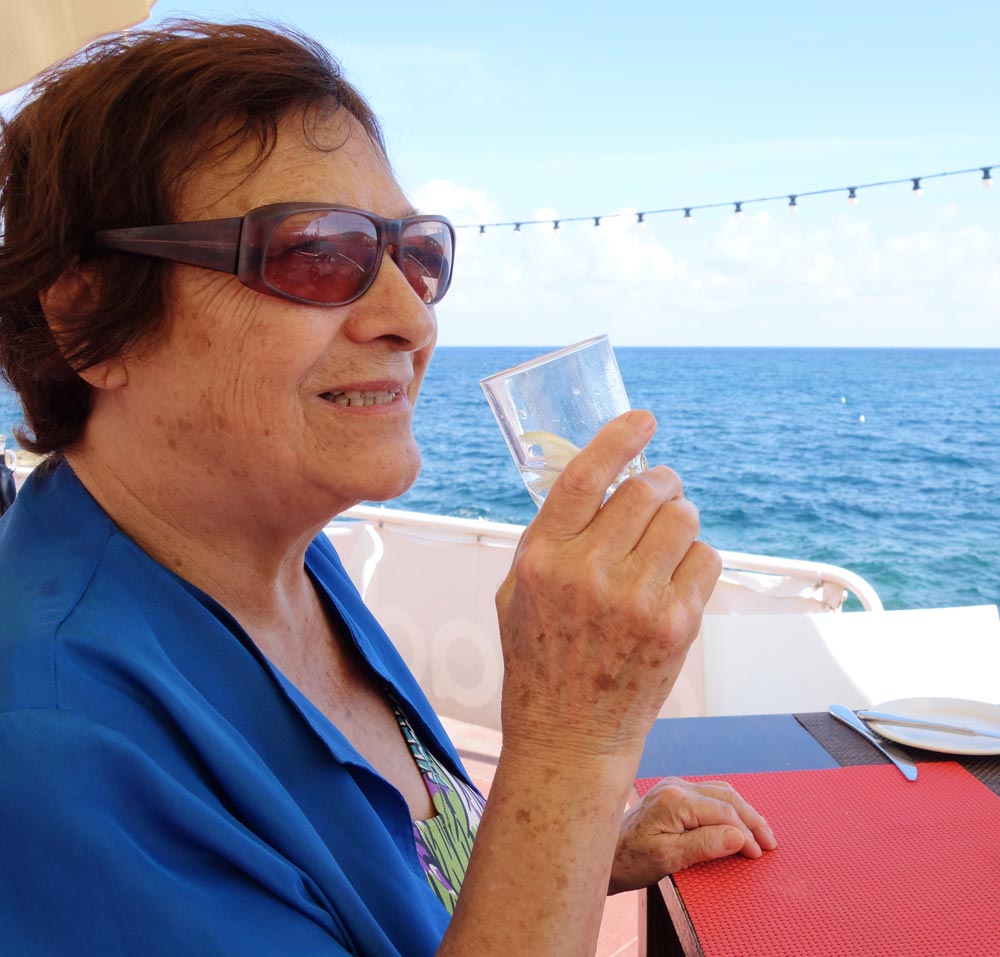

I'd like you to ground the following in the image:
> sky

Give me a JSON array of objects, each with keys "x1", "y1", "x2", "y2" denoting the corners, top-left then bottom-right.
[{"x1": 4, "y1": 0, "x2": 999, "y2": 346}]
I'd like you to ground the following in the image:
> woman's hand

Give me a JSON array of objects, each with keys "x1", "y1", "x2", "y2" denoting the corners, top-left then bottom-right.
[
  {"x1": 443, "y1": 412, "x2": 724, "y2": 956},
  {"x1": 609, "y1": 777, "x2": 778, "y2": 893},
  {"x1": 494, "y1": 410, "x2": 722, "y2": 761}
]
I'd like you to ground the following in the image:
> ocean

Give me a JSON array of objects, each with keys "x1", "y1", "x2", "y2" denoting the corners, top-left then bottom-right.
[{"x1": 2, "y1": 347, "x2": 998, "y2": 612}]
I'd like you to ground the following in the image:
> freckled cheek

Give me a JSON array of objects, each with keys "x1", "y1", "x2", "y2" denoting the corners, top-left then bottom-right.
[
  {"x1": 210, "y1": 339, "x2": 286, "y2": 423},
  {"x1": 166, "y1": 294, "x2": 309, "y2": 439}
]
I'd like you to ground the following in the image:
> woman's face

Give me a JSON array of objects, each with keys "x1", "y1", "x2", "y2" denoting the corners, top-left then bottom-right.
[{"x1": 113, "y1": 110, "x2": 439, "y2": 523}]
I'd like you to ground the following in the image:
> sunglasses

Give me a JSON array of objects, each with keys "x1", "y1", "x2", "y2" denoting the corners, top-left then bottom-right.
[{"x1": 89, "y1": 203, "x2": 455, "y2": 307}]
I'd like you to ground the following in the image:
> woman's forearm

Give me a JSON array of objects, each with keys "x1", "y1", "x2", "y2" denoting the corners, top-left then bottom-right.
[{"x1": 437, "y1": 747, "x2": 638, "y2": 957}]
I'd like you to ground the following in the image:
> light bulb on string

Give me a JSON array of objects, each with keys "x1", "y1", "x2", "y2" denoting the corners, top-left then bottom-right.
[{"x1": 457, "y1": 163, "x2": 995, "y2": 237}]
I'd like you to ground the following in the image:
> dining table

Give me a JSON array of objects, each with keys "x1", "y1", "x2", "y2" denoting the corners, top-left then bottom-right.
[{"x1": 635, "y1": 710, "x2": 1000, "y2": 957}]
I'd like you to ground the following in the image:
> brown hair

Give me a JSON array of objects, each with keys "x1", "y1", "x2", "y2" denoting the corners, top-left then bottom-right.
[{"x1": 0, "y1": 20, "x2": 385, "y2": 454}]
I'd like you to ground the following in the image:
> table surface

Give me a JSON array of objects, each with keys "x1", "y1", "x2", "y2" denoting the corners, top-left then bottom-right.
[{"x1": 637, "y1": 711, "x2": 1000, "y2": 957}]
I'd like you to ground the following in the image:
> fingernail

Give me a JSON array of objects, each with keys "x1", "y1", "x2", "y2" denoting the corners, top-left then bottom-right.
[{"x1": 626, "y1": 409, "x2": 656, "y2": 436}]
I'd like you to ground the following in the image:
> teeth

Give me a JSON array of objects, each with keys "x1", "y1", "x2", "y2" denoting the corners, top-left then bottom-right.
[{"x1": 323, "y1": 389, "x2": 399, "y2": 408}]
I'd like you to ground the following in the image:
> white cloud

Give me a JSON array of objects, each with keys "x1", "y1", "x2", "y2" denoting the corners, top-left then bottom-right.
[
  {"x1": 414, "y1": 179, "x2": 500, "y2": 227},
  {"x1": 424, "y1": 179, "x2": 1000, "y2": 347}
]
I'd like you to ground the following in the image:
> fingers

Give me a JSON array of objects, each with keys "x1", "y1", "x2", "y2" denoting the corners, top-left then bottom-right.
[
  {"x1": 533, "y1": 410, "x2": 656, "y2": 540},
  {"x1": 610, "y1": 777, "x2": 777, "y2": 889},
  {"x1": 592, "y1": 464, "x2": 688, "y2": 561},
  {"x1": 646, "y1": 778, "x2": 777, "y2": 859},
  {"x1": 527, "y1": 414, "x2": 713, "y2": 605},
  {"x1": 596, "y1": 469, "x2": 721, "y2": 620},
  {"x1": 684, "y1": 779, "x2": 777, "y2": 853},
  {"x1": 670, "y1": 541, "x2": 724, "y2": 616},
  {"x1": 668, "y1": 825, "x2": 749, "y2": 872},
  {"x1": 644, "y1": 781, "x2": 760, "y2": 859}
]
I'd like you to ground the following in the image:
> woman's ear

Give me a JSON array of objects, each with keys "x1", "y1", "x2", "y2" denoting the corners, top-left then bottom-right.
[
  {"x1": 38, "y1": 259, "x2": 95, "y2": 321},
  {"x1": 76, "y1": 357, "x2": 128, "y2": 390},
  {"x1": 39, "y1": 261, "x2": 128, "y2": 391}
]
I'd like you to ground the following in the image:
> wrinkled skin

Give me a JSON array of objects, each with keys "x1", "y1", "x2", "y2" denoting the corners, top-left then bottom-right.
[
  {"x1": 611, "y1": 777, "x2": 777, "y2": 893},
  {"x1": 496, "y1": 410, "x2": 719, "y2": 758},
  {"x1": 439, "y1": 411, "x2": 775, "y2": 956}
]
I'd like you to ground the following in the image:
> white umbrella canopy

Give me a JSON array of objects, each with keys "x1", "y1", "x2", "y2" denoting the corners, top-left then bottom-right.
[{"x1": 0, "y1": 0, "x2": 158, "y2": 95}]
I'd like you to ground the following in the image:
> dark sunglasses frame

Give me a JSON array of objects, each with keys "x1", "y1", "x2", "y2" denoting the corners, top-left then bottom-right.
[{"x1": 89, "y1": 202, "x2": 456, "y2": 307}]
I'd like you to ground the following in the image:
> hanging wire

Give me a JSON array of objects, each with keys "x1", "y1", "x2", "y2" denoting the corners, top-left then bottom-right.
[{"x1": 458, "y1": 164, "x2": 995, "y2": 232}]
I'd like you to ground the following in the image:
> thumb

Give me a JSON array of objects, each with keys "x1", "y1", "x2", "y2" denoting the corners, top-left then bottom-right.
[{"x1": 670, "y1": 826, "x2": 746, "y2": 871}]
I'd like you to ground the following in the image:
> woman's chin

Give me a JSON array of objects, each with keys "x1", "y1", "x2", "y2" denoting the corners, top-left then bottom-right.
[
  {"x1": 346, "y1": 457, "x2": 422, "y2": 506},
  {"x1": 360, "y1": 475, "x2": 419, "y2": 505}
]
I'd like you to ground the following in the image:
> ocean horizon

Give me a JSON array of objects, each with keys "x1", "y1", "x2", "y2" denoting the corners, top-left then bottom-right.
[{"x1": 3, "y1": 346, "x2": 998, "y2": 612}]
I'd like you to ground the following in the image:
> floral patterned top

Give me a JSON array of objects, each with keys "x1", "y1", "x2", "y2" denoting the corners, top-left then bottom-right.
[{"x1": 391, "y1": 701, "x2": 487, "y2": 914}]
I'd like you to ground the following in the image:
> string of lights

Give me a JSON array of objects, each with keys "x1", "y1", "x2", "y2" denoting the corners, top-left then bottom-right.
[{"x1": 457, "y1": 164, "x2": 995, "y2": 233}]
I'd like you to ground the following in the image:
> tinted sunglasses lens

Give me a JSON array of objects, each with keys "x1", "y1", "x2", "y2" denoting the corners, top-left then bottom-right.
[
  {"x1": 400, "y1": 221, "x2": 454, "y2": 305},
  {"x1": 263, "y1": 210, "x2": 379, "y2": 304}
]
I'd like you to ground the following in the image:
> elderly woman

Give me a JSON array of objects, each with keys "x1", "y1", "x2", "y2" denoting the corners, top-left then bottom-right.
[{"x1": 0, "y1": 21, "x2": 774, "y2": 956}]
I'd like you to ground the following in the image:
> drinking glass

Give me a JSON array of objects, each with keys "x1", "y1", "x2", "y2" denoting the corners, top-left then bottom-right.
[{"x1": 480, "y1": 335, "x2": 646, "y2": 508}]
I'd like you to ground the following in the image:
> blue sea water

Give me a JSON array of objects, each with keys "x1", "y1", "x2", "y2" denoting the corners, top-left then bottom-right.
[
  {"x1": 396, "y1": 347, "x2": 1000, "y2": 612},
  {"x1": 2, "y1": 347, "x2": 998, "y2": 611}
]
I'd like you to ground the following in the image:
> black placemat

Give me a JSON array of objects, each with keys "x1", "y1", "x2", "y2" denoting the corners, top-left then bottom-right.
[{"x1": 795, "y1": 711, "x2": 1000, "y2": 797}]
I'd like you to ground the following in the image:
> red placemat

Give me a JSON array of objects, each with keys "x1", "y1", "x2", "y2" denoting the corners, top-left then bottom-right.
[{"x1": 636, "y1": 763, "x2": 1000, "y2": 957}]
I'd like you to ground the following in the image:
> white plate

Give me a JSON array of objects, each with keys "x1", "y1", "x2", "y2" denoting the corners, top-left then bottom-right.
[{"x1": 868, "y1": 697, "x2": 1000, "y2": 755}]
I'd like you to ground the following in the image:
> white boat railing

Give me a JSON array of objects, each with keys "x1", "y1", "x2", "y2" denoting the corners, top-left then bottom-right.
[
  {"x1": 6, "y1": 461, "x2": 881, "y2": 614},
  {"x1": 326, "y1": 504, "x2": 887, "y2": 729},
  {"x1": 335, "y1": 503, "x2": 884, "y2": 613}
]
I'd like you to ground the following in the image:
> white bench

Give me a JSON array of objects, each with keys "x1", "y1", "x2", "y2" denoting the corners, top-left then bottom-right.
[{"x1": 669, "y1": 604, "x2": 1000, "y2": 717}]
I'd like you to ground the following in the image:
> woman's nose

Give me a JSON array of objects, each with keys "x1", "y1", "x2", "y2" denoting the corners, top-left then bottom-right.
[{"x1": 343, "y1": 251, "x2": 437, "y2": 350}]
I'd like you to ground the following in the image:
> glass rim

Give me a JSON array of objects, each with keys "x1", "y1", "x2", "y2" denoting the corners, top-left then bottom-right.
[{"x1": 479, "y1": 334, "x2": 610, "y2": 386}]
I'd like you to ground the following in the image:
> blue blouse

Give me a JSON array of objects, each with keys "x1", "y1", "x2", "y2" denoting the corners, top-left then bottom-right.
[{"x1": 0, "y1": 463, "x2": 475, "y2": 956}]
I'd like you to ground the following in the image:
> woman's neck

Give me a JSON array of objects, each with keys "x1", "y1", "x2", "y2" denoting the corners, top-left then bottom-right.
[{"x1": 63, "y1": 439, "x2": 336, "y2": 631}]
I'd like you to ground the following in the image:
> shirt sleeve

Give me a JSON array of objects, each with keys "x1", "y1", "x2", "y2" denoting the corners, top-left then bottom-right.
[{"x1": 0, "y1": 708, "x2": 355, "y2": 957}]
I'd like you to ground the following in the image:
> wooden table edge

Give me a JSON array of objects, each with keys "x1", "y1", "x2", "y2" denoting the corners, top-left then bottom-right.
[{"x1": 639, "y1": 875, "x2": 704, "y2": 957}]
